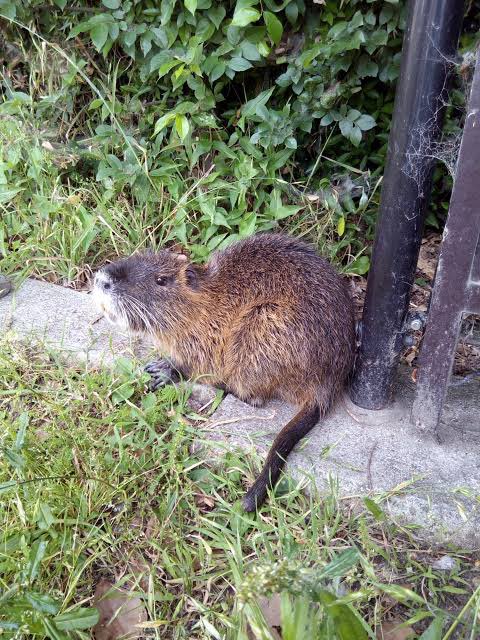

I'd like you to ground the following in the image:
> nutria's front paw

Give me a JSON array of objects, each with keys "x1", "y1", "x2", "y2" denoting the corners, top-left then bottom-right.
[{"x1": 145, "y1": 359, "x2": 180, "y2": 391}]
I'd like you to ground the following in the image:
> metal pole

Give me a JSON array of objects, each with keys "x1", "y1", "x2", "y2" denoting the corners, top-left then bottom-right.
[
  {"x1": 349, "y1": 0, "x2": 465, "y2": 409},
  {"x1": 412, "y1": 52, "x2": 480, "y2": 435}
]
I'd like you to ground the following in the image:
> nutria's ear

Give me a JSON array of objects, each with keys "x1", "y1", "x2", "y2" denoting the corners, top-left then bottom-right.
[
  {"x1": 184, "y1": 263, "x2": 206, "y2": 289},
  {"x1": 168, "y1": 243, "x2": 190, "y2": 262}
]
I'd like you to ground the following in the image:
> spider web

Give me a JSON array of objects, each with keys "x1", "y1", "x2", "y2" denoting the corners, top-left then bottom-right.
[{"x1": 403, "y1": 49, "x2": 476, "y2": 188}]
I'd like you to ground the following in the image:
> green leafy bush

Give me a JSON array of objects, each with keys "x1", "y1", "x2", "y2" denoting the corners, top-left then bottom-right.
[{"x1": 1, "y1": 0, "x2": 406, "y2": 278}]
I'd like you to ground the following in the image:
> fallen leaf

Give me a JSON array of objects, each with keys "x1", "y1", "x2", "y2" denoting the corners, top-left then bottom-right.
[
  {"x1": 194, "y1": 492, "x2": 215, "y2": 511},
  {"x1": 405, "y1": 350, "x2": 417, "y2": 365},
  {"x1": 144, "y1": 515, "x2": 159, "y2": 539},
  {"x1": 416, "y1": 253, "x2": 436, "y2": 280},
  {"x1": 93, "y1": 579, "x2": 147, "y2": 640},
  {"x1": 247, "y1": 594, "x2": 282, "y2": 640},
  {"x1": 127, "y1": 554, "x2": 152, "y2": 592},
  {"x1": 34, "y1": 428, "x2": 50, "y2": 442},
  {"x1": 377, "y1": 622, "x2": 414, "y2": 639}
]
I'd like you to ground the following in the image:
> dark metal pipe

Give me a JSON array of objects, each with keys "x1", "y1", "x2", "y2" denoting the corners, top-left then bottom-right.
[{"x1": 349, "y1": 0, "x2": 465, "y2": 409}]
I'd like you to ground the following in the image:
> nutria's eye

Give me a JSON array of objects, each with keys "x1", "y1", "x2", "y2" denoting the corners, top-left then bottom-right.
[{"x1": 156, "y1": 276, "x2": 168, "y2": 286}]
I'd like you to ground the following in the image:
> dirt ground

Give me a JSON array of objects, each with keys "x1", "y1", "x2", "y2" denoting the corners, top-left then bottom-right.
[{"x1": 349, "y1": 231, "x2": 480, "y2": 378}]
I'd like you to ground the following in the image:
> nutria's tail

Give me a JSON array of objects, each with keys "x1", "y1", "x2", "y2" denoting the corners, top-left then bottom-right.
[{"x1": 242, "y1": 405, "x2": 320, "y2": 512}]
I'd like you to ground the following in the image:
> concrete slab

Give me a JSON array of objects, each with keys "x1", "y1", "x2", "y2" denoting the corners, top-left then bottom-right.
[
  {"x1": 204, "y1": 372, "x2": 480, "y2": 547},
  {"x1": 0, "y1": 278, "x2": 154, "y2": 367}
]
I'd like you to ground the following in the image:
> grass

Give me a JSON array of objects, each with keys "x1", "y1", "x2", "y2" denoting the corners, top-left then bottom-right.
[
  {"x1": 0, "y1": 110, "x2": 372, "y2": 289},
  {"x1": 0, "y1": 338, "x2": 479, "y2": 639}
]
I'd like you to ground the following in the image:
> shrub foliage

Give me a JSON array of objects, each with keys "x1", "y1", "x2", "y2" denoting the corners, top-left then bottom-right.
[{"x1": 2, "y1": 1, "x2": 406, "y2": 274}]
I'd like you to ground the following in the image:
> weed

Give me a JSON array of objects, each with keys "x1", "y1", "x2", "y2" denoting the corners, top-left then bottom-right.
[{"x1": 0, "y1": 339, "x2": 479, "y2": 639}]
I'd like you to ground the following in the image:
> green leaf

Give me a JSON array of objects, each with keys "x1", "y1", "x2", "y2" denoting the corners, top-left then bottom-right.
[
  {"x1": 363, "y1": 497, "x2": 385, "y2": 521},
  {"x1": 0, "y1": 480, "x2": 17, "y2": 494},
  {"x1": 153, "y1": 113, "x2": 176, "y2": 136},
  {"x1": 228, "y1": 57, "x2": 253, "y2": 72},
  {"x1": 55, "y1": 607, "x2": 100, "y2": 631},
  {"x1": 42, "y1": 619, "x2": 69, "y2": 640},
  {"x1": 347, "y1": 256, "x2": 370, "y2": 275},
  {"x1": 357, "y1": 55, "x2": 379, "y2": 78},
  {"x1": 175, "y1": 114, "x2": 190, "y2": 141},
  {"x1": 264, "y1": 11, "x2": 283, "y2": 45},
  {"x1": 418, "y1": 615, "x2": 445, "y2": 639},
  {"x1": 90, "y1": 23, "x2": 109, "y2": 51},
  {"x1": 140, "y1": 32, "x2": 152, "y2": 56},
  {"x1": 318, "y1": 548, "x2": 360, "y2": 580},
  {"x1": 285, "y1": 136, "x2": 297, "y2": 149},
  {"x1": 320, "y1": 113, "x2": 334, "y2": 126},
  {"x1": 89, "y1": 98, "x2": 103, "y2": 110},
  {"x1": 0, "y1": 0, "x2": 16, "y2": 18},
  {"x1": 160, "y1": 0, "x2": 176, "y2": 24},
  {"x1": 122, "y1": 29, "x2": 137, "y2": 48},
  {"x1": 184, "y1": 0, "x2": 197, "y2": 15},
  {"x1": 339, "y1": 119, "x2": 353, "y2": 138},
  {"x1": 269, "y1": 203, "x2": 301, "y2": 220},
  {"x1": 37, "y1": 502, "x2": 55, "y2": 530},
  {"x1": 257, "y1": 41, "x2": 270, "y2": 57},
  {"x1": 337, "y1": 216, "x2": 345, "y2": 237},
  {"x1": 213, "y1": 210, "x2": 231, "y2": 228},
  {"x1": 27, "y1": 539, "x2": 48, "y2": 582},
  {"x1": 285, "y1": 2, "x2": 298, "y2": 25},
  {"x1": 317, "y1": 590, "x2": 368, "y2": 640},
  {"x1": 209, "y1": 6, "x2": 226, "y2": 29},
  {"x1": 369, "y1": 29, "x2": 389, "y2": 47},
  {"x1": 231, "y1": 7, "x2": 261, "y2": 28},
  {"x1": 349, "y1": 125, "x2": 362, "y2": 146},
  {"x1": 347, "y1": 109, "x2": 361, "y2": 122},
  {"x1": 241, "y1": 41, "x2": 262, "y2": 61},
  {"x1": 376, "y1": 584, "x2": 426, "y2": 605},
  {"x1": 25, "y1": 592, "x2": 60, "y2": 615},
  {"x1": 356, "y1": 114, "x2": 376, "y2": 131},
  {"x1": 102, "y1": 0, "x2": 120, "y2": 7},
  {"x1": 239, "y1": 213, "x2": 257, "y2": 237},
  {"x1": 263, "y1": 0, "x2": 291, "y2": 10},
  {"x1": 4, "y1": 447, "x2": 24, "y2": 469},
  {"x1": 242, "y1": 87, "x2": 275, "y2": 117},
  {"x1": 210, "y1": 61, "x2": 226, "y2": 82}
]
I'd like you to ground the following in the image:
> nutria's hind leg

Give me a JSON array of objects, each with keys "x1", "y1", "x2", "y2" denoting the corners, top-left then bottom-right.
[{"x1": 144, "y1": 359, "x2": 182, "y2": 391}]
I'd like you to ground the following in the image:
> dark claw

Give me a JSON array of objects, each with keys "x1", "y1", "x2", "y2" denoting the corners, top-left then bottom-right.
[{"x1": 144, "y1": 359, "x2": 179, "y2": 391}]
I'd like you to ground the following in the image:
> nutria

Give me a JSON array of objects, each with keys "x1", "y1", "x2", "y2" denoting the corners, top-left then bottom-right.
[{"x1": 93, "y1": 233, "x2": 356, "y2": 511}]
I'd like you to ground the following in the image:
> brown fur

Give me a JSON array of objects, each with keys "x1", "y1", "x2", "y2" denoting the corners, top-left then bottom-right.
[{"x1": 94, "y1": 233, "x2": 356, "y2": 510}]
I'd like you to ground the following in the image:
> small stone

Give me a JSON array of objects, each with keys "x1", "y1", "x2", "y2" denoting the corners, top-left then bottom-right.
[
  {"x1": 0, "y1": 275, "x2": 12, "y2": 299},
  {"x1": 187, "y1": 383, "x2": 219, "y2": 413},
  {"x1": 432, "y1": 555, "x2": 458, "y2": 572}
]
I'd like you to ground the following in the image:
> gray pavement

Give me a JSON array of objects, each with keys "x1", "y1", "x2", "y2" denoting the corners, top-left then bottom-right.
[{"x1": 0, "y1": 277, "x2": 154, "y2": 366}]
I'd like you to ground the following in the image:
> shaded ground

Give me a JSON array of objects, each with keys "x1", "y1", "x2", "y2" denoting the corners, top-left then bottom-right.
[{"x1": 350, "y1": 232, "x2": 480, "y2": 377}]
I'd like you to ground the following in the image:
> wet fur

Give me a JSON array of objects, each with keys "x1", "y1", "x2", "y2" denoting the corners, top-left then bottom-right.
[{"x1": 95, "y1": 233, "x2": 356, "y2": 510}]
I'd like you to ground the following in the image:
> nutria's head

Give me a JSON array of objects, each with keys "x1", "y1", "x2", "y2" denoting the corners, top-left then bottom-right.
[{"x1": 93, "y1": 251, "x2": 203, "y2": 334}]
